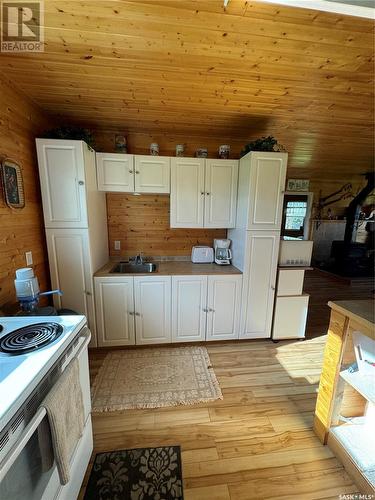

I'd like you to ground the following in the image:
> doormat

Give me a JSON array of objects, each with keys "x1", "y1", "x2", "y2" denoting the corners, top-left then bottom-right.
[
  {"x1": 83, "y1": 446, "x2": 183, "y2": 500},
  {"x1": 91, "y1": 345, "x2": 222, "y2": 411}
]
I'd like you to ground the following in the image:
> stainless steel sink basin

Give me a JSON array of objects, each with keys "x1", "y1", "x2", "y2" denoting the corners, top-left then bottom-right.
[{"x1": 110, "y1": 262, "x2": 158, "y2": 274}]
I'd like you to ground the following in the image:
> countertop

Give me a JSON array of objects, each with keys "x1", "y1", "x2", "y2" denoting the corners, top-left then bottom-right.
[
  {"x1": 328, "y1": 300, "x2": 375, "y2": 335},
  {"x1": 95, "y1": 260, "x2": 242, "y2": 277}
]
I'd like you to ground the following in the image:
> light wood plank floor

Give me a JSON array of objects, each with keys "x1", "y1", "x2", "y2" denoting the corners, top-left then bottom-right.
[{"x1": 79, "y1": 337, "x2": 360, "y2": 499}]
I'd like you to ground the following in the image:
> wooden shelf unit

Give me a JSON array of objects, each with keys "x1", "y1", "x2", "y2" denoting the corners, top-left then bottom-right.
[{"x1": 313, "y1": 300, "x2": 375, "y2": 494}]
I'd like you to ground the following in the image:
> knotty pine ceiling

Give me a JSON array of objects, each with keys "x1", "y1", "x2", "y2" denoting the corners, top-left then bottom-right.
[{"x1": 0, "y1": 0, "x2": 374, "y2": 179}]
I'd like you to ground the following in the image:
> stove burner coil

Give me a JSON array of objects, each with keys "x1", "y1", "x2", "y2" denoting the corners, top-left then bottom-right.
[{"x1": 0, "y1": 323, "x2": 63, "y2": 354}]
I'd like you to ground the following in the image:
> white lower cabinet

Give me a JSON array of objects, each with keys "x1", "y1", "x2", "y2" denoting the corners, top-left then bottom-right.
[
  {"x1": 206, "y1": 275, "x2": 242, "y2": 341},
  {"x1": 95, "y1": 273, "x2": 242, "y2": 346},
  {"x1": 240, "y1": 231, "x2": 280, "y2": 339},
  {"x1": 172, "y1": 276, "x2": 208, "y2": 342},
  {"x1": 46, "y1": 228, "x2": 96, "y2": 337},
  {"x1": 171, "y1": 274, "x2": 242, "y2": 343},
  {"x1": 272, "y1": 295, "x2": 309, "y2": 339},
  {"x1": 134, "y1": 276, "x2": 172, "y2": 345},
  {"x1": 95, "y1": 277, "x2": 135, "y2": 347}
]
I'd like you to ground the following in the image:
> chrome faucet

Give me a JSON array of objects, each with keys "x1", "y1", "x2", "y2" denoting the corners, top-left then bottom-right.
[{"x1": 134, "y1": 253, "x2": 144, "y2": 265}]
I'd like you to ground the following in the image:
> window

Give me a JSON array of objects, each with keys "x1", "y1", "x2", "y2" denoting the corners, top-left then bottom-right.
[{"x1": 281, "y1": 194, "x2": 309, "y2": 240}]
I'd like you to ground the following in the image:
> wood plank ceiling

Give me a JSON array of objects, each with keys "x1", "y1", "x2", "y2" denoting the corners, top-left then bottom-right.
[{"x1": 0, "y1": 0, "x2": 374, "y2": 179}]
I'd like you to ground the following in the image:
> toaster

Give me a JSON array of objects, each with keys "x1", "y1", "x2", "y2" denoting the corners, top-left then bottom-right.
[{"x1": 191, "y1": 246, "x2": 214, "y2": 263}]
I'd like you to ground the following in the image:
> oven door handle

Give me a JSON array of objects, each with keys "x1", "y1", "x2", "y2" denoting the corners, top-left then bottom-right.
[{"x1": 0, "y1": 407, "x2": 47, "y2": 482}]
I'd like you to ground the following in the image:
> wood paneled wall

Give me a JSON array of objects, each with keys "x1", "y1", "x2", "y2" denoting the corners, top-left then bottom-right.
[
  {"x1": 0, "y1": 73, "x2": 53, "y2": 311},
  {"x1": 107, "y1": 194, "x2": 226, "y2": 257}
]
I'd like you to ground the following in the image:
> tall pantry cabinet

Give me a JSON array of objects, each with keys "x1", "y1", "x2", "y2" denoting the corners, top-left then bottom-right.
[
  {"x1": 228, "y1": 152, "x2": 287, "y2": 338},
  {"x1": 36, "y1": 139, "x2": 109, "y2": 347}
]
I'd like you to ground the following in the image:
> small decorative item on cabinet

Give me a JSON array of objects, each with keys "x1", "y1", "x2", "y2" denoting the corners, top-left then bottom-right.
[
  {"x1": 196, "y1": 148, "x2": 208, "y2": 158},
  {"x1": 150, "y1": 143, "x2": 159, "y2": 156},
  {"x1": 175, "y1": 144, "x2": 184, "y2": 157},
  {"x1": 218, "y1": 145, "x2": 230, "y2": 159},
  {"x1": 241, "y1": 136, "x2": 286, "y2": 157},
  {"x1": 0, "y1": 158, "x2": 25, "y2": 209},
  {"x1": 287, "y1": 179, "x2": 310, "y2": 192},
  {"x1": 115, "y1": 135, "x2": 127, "y2": 153}
]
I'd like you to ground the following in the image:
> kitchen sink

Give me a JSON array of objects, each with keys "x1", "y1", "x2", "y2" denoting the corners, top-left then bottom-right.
[{"x1": 110, "y1": 262, "x2": 158, "y2": 274}]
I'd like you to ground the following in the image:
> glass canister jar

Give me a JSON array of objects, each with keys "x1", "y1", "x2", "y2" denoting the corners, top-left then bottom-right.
[
  {"x1": 218, "y1": 145, "x2": 230, "y2": 159},
  {"x1": 150, "y1": 143, "x2": 159, "y2": 155}
]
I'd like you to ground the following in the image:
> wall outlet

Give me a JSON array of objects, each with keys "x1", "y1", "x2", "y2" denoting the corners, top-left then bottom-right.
[
  {"x1": 25, "y1": 251, "x2": 33, "y2": 266},
  {"x1": 114, "y1": 240, "x2": 121, "y2": 250}
]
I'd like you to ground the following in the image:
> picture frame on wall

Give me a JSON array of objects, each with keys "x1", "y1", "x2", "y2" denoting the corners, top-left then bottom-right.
[{"x1": 0, "y1": 158, "x2": 25, "y2": 208}]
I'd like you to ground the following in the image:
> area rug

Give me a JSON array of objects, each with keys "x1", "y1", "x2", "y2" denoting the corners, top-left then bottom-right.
[
  {"x1": 83, "y1": 446, "x2": 183, "y2": 500},
  {"x1": 91, "y1": 345, "x2": 222, "y2": 411}
]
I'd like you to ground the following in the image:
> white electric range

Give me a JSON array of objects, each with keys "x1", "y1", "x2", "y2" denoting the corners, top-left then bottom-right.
[{"x1": 0, "y1": 316, "x2": 93, "y2": 500}]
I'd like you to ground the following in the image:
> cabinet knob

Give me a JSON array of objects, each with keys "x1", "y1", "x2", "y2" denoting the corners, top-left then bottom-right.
[
  {"x1": 85, "y1": 290, "x2": 92, "y2": 296},
  {"x1": 129, "y1": 311, "x2": 135, "y2": 316},
  {"x1": 203, "y1": 308, "x2": 208, "y2": 313},
  {"x1": 135, "y1": 170, "x2": 140, "y2": 174},
  {"x1": 135, "y1": 312, "x2": 141, "y2": 316},
  {"x1": 206, "y1": 192, "x2": 210, "y2": 195},
  {"x1": 209, "y1": 308, "x2": 215, "y2": 312},
  {"x1": 78, "y1": 180, "x2": 84, "y2": 185},
  {"x1": 271, "y1": 285, "x2": 275, "y2": 290},
  {"x1": 201, "y1": 192, "x2": 205, "y2": 195},
  {"x1": 129, "y1": 170, "x2": 134, "y2": 174}
]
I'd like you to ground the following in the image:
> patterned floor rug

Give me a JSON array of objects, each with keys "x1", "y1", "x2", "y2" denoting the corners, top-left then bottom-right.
[
  {"x1": 92, "y1": 345, "x2": 222, "y2": 411},
  {"x1": 83, "y1": 446, "x2": 183, "y2": 500}
]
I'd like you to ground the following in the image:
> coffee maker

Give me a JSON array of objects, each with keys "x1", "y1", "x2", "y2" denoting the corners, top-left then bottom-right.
[{"x1": 214, "y1": 239, "x2": 232, "y2": 265}]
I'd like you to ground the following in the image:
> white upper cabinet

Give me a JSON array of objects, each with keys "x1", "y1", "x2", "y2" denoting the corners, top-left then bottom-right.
[
  {"x1": 170, "y1": 158, "x2": 238, "y2": 228},
  {"x1": 96, "y1": 153, "x2": 170, "y2": 193},
  {"x1": 96, "y1": 153, "x2": 134, "y2": 192},
  {"x1": 204, "y1": 160, "x2": 238, "y2": 228},
  {"x1": 172, "y1": 276, "x2": 208, "y2": 342},
  {"x1": 134, "y1": 156, "x2": 170, "y2": 193},
  {"x1": 36, "y1": 139, "x2": 88, "y2": 228},
  {"x1": 134, "y1": 276, "x2": 172, "y2": 345},
  {"x1": 170, "y1": 158, "x2": 205, "y2": 228},
  {"x1": 95, "y1": 277, "x2": 136, "y2": 347},
  {"x1": 247, "y1": 152, "x2": 287, "y2": 230},
  {"x1": 241, "y1": 231, "x2": 280, "y2": 339},
  {"x1": 206, "y1": 275, "x2": 242, "y2": 341}
]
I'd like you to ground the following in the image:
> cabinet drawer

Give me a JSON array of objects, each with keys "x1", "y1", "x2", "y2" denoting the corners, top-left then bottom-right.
[{"x1": 277, "y1": 269, "x2": 305, "y2": 296}]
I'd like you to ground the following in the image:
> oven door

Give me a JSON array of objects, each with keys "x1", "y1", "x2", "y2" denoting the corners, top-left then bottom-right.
[
  {"x1": 0, "y1": 329, "x2": 92, "y2": 500},
  {"x1": 0, "y1": 408, "x2": 60, "y2": 500}
]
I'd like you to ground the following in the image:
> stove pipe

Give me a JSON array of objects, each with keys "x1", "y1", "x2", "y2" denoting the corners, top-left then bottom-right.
[{"x1": 344, "y1": 172, "x2": 374, "y2": 245}]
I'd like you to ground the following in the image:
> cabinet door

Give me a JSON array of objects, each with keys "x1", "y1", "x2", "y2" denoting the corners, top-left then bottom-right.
[
  {"x1": 172, "y1": 276, "x2": 207, "y2": 342},
  {"x1": 206, "y1": 275, "x2": 242, "y2": 341},
  {"x1": 170, "y1": 158, "x2": 205, "y2": 228},
  {"x1": 134, "y1": 156, "x2": 170, "y2": 193},
  {"x1": 272, "y1": 295, "x2": 309, "y2": 339},
  {"x1": 45, "y1": 228, "x2": 95, "y2": 331},
  {"x1": 241, "y1": 231, "x2": 280, "y2": 339},
  {"x1": 134, "y1": 276, "x2": 172, "y2": 344},
  {"x1": 36, "y1": 139, "x2": 88, "y2": 228},
  {"x1": 204, "y1": 160, "x2": 238, "y2": 228},
  {"x1": 96, "y1": 153, "x2": 134, "y2": 192},
  {"x1": 95, "y1": 278, "x2": 135, "y2": 346},
  {"x1": 247, "y1": 152, "x2": 287, "y2": 230}
]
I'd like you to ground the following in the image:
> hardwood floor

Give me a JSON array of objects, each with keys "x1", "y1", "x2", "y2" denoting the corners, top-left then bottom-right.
[
  {"x1": 304, "y1": 269, "x2": 373, "y2": 339},
  {"x1": 80, "y1": 337, "x2": 360, "y2": 499}
]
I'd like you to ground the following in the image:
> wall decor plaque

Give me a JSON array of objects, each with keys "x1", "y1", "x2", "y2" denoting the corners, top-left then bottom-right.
[{"x1": 1, "y1": 158, "x2": 25, "y2": 208}]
